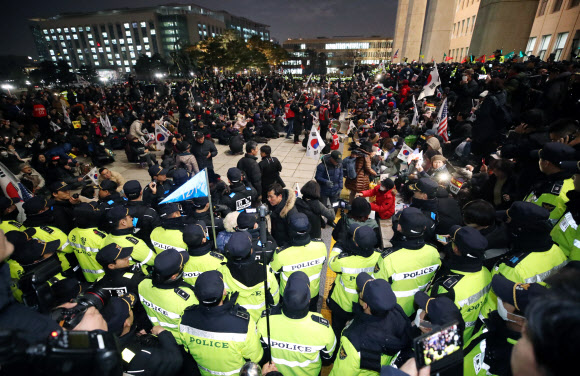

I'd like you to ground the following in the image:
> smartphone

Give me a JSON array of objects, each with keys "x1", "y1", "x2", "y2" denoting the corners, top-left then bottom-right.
[
  {"x1": 436, "y1": 234, "x2": 448, "y2": 243},
  {"x1": 414, "y1": 321, "x2": 463, "y2": 373}
]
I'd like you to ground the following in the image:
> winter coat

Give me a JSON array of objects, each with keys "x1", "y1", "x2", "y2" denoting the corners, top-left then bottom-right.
[
  {"x1": 294, "y1": 197, "x2": 335, "y2": 239},
  {"x1": 455, "y1": 79, "x2": 480, "y2": 114},
  {"x1": 237, "y1": 154, "x2": 262, "y2": 197},
  {"x1": 259, "y1": 156, "x2": 283, "y2": 194},
  {"x1": 216, "y1": 211, "x2": 240, "y2": 252},
  {"x1": 129, "y1": 120, "x2": 145, "y2": 139},
  {"x1": 472, "y1": 90, "x2": 508, "y2": 144},
  {"x1": 176, "y1": 152, "x2": 199, "y2": 174},
  {"x1": 191, "y1": 140, "x2": 218, "y2": 171},
  {"x1": 17, "y1": 168, "x2": 45, "y2": 191},
  {"x1": 315, "y1": 155, "x2": 343, "y2": 197},
  {"x1": 345, "y1": 152, "x2": 376, "y2": 193},
  {"x1": 360, "y1": 186, "x2": 396, "y2": 220},
  {"x1": 268, "y1": 188, "x2": 298, "y2": 246}
]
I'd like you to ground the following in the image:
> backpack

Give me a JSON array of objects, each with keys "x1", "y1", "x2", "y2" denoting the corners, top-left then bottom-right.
[{"x1": 343, "y1": 156, "x2": 357, "y2": 180}]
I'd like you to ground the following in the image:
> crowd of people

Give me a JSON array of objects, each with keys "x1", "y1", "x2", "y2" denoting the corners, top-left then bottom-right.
[{"x1": 0, "y1": 54, "x2": 579, "y2": 376}]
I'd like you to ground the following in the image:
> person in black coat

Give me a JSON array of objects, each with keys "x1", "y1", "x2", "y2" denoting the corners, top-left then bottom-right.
[
  {"x1": 434, "y1": 186, "x2": 463, "y2": 236},
  {"x1": 480, "y1": 159, "x2": 519, "y2": 209},
  {"x1": 237, "y1": 141, "x2": 262, "y2": 198},
  {"x1": 266, "y1": 184, "x2": 299, "y2": 247},
  {"x1": 191, "y1": 131, "x2": 218, "y2": 172},
  {"x1": 258, "y1": 145, "x2": 283, "y2": 198},
  {"x1": 49, "y1": 181, "x2": 80, "y2": 234},
  {"x1": 229, "y1": 133, "x2": 244, "y2": 155},
  {"x1": 294, "y1": 180, "x2": 335, "y2": 239}
]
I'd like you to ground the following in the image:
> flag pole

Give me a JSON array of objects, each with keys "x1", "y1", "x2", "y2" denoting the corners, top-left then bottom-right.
[
  {"x1": 204, "y1": 168, "x2": 218, "y2": 249},
  {"x1": 258, "y1": 203, "x2": 272, "y2": 363}
]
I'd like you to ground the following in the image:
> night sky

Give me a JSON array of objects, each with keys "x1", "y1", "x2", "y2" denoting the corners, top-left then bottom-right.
[{"x1": 1, "y1": 0, "x2": 398, "y2": 57}]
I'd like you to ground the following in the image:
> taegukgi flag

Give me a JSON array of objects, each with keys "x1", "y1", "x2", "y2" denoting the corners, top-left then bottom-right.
[
  {"x1": 418, "y1": 63, "x2": 441, "y2": 100},
  {"x1": 155, "y1": 121, "x2": 171, "y2": 150},
  {"x1": 306, "y1": 128, "x2": 326, "y2": 160}
]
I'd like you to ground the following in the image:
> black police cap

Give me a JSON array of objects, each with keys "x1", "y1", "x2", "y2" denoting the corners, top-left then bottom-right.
[
  {"x1": 154, "y1": 248, "x2": 189, "y2": 278},
  {"x1": 96, "y1": 243, "x2": 133, "y2": 267},
  {"x1": 98, "y1": 179, "x2": 118, "y2": 192},
  {"x1": 501, "y1": 201, "x2": 550, "y2": 224},
  {"x1": 182, "y1": 223, "x2": 207, "y2": 248},
  {"x1": 22, "y1": 196, "x2": 51, "y2": 215},
  {"x1": 159, "y1": 203, "x2": 181, "y2": 218},
  {"x1": 227, "y1": 167, "x2": 242, "y2": 183},
  {"x1": 123, "y1": 180, "x2": 142, "y2": 199},
  {"x1": 0, "y1": 196, "x2": 20, "y2": 212},
  {"x1": 194, "y1": 270, "x2": 224, "y2": 305},
  {"x1": 283, "y1": 271, "x2": 311, "y2": 314},
  {"x1": 107, "y1": 206, "x2": 135, "y2": 223},
  {"x1": 350, "y1": 224, "x2": 377, "y2": 251},
  {"x1": 288, "y1": 213, "x2": 310, "y2": 233},
  {"x1": 102, "y1": 293, "x2": 137, "y2": 335},
  {"x1": 491, "y1": 274, "x2": 548, "y2": 313},
  {"x1": 148, "y1": 164, "x2": 168, "y2": 177},
  {"x1": 531, "y1": 142, "x2": 577, "y2": 165},
  {"x1": 409, "y1": 178, "x2": 438, "y2": 197},
  {"x1": 398, "y1": 207, "x2": 427, "y2": 237},
  {"x1": 192, "y1": 196, "x2": 209, "y2": 209},
  {"x1": 226, "y1": 232, "x2": 253, "y2": 259},
  {"x1": 237, "y1": 210, "x2": 258, "y2": 230},
  {"x1": 356, "y1": 272, "x2": 396, "y2": 316},
  {"x1": 449, "y1": 225, "x2": 488, "y2": 258},
  {"x1": 414, "y1": 291, "x2": 464, "y2": 327},
  {"x1": 11, "y1": 238, "x2": 60, "y2": 265},
  {"x1": 173, "y1": 169, "x2": 191, "y2": 187},
  {"x1": 50, "y1": 181, "x2": 73, "y2": 193}
]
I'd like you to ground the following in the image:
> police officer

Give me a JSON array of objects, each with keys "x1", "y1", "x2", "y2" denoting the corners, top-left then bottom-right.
[
  {"x1": 102, "y1": 295, "x2": 183, "y2": 375},
  {"x1": 179, "y1": 270, "x2": 263, "y2": 376},
  {"x1": 190, "y1": 196, "x2": 226, "y2": 245},
  {"x1": 50, "y1": 180, "x2": 79, "y2": 234},
  {"x1": 97, "y1": 179, "x2": 126, "y2": 208},
  {"x1": 236, "y1": 209, "x2": 277, "y2": 263},
  {"x1": 143, "y1": 165, "x2": 173, "y2": 208},
  {"x1": 181, "y1": 222, "x2": 226, "y2": 286},
  {"x1": 463, "y1": 275, "x2": 546, "y2": 376},
  {"x1": 221, "y1": 167, "x2": 257, "y2": 212},
  {"x1": 525, "y1": 142, "x2": 576, "y2": 223},
  {"x1": 374, "y1": 207, "x2": 441, "y2": 316},
  {"x1": 481, "y1": 201, "x2": 568, "y2": 317},
  {"x1": 138, "y1": 248, "x2": 197, "y2": 343},
  {"x1": 22, "y1": 196, "x2": 75, "y2": 273},
  {"x1": 412, "y1": 292, "x2": 465, "y2": 374},
  {"x1": 328, "y1": 224, "x2": 381, "y2": 340},
  {"x1": 270, "y1": 213, "x2": 327, "y2": 311},
  {"x1": 0, "y1": 197, "x2": 25, "y2": 233},
  {"x1": 404, "y1": 177, "x2": 439, "y2": 241},
  {"x1": 123, "y1": 180, "x2": 160, "y2": 249},
  {"x1": 428, "y1": 225, "x2": 491, "y2": 341},
  {"x1": 550, "y1": 160, "x2": 580, "y2": 259},
  {"x1": 330, "y1": 273, "x2": 412, "y2": 375},
  {"x1": 257, "y1": 271, "x2": 336, "y2": 376},
  {"x1": 64, "y1": 203, "x2": 108, "y2": 282},
  {"x1": 103, "y1": 206, "x2": 156, "y2": 269},
  {"x1": 150, "y1": 203, "x2": 188, "y2": 253},
  {"x1": 218, "y1": 232, "x2": 280, "y2": 322}
]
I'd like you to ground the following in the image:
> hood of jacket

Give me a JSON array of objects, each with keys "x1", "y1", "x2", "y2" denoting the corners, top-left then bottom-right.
[{"x1": 279, "y1": 188, "x2": 296, "y2": 218}]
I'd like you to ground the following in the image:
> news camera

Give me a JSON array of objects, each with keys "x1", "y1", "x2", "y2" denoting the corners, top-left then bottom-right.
[{"x1": 50, "y1": 287, "x2": 111, "y2": 330}]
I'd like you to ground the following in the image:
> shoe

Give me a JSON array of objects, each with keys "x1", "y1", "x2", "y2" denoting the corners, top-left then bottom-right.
[{"x1": 294, "y1": 141, "x2": 299, "y2": 144}]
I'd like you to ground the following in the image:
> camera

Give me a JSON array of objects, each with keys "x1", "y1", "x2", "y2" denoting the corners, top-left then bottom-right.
[
  {"x1": 72, "y1": 193, "x2": 79, "y2": 199},
  {"x1": 0, "y1": 328, "x2": 121, "y2": 376},
  {"x1": 50, "y1": 287, "x2": 111, "y2": 330},
  {"x1": 19, "y1": 253, "x2": 63, "y2": 313},
  {"x1": 333, "y1": 199, "x2": 351, "y2": 211}
]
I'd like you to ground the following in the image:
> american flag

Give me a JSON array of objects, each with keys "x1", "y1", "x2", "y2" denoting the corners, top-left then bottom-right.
[
  {"x1": 437, "y1": 98, "x2": 449, "y2": 141},
  {"x1": 393, "y1": 49, "x2": 399, "y2": 59}
]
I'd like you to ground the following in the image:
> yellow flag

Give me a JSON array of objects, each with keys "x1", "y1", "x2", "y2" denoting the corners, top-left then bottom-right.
[{"x1": 72, "y1": 121, "x2": 81, "y2": 129}]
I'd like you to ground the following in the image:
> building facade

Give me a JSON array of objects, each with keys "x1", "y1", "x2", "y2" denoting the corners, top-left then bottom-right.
[
  {"x1": 448, "y1": 0, "x2": 481, "y2": 62},
  {"x1": 526, "y1": 0, "x2": 580, "y2": 61},
  {"x1": 392, "y1": 0, "x2": 429, "y2": 63},
  {"x1": 282, "y1": 36, "x2": 393, "y2": 74},
  {"x1": 29, "y1": 3, "x2": 270, "y2": 73}
]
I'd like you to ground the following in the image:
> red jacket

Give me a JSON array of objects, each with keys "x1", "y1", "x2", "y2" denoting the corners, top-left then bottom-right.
[{"x1": 360, "y1": 186, "x2": 395, "y2": 220}]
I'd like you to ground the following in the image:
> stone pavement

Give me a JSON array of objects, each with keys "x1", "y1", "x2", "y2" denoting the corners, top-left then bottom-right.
[{"x1": 105, "y1": 136, "x2": 320, "y2": 191}]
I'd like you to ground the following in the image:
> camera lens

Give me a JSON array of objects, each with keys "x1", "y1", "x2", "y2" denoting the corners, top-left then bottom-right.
[{"x1": 77, "y1": 287, "x2": 110, "y2": 311}]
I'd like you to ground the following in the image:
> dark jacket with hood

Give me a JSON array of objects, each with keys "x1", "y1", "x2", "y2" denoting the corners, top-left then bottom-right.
[
  {"x1": 268, "y1": 188, "x2": 298, "y2": 247},
  {"x1": 237, "y1": 153, "x2": 262, "y2": 197},
  {"x1": 315, "y1": 154, "x2": 343, "y2": 197}
]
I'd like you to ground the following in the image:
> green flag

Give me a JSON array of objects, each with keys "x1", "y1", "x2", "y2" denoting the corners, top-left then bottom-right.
[{"x1": 519, "y1": 51, "x2": 527, "y2": 58}]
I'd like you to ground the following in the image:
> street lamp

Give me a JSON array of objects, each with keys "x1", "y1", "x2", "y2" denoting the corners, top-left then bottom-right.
[
  {"x1": 155, "y1": 73, "x2": 164, "y2": 79},
  {"x1": 1, "y1": 84, "x2": 13, "y2": 95}
]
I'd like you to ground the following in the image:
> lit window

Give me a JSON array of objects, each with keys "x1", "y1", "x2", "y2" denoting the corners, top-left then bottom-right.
[
  {"x1": 150, "y1": 29, "x2": 156, "y2": 35},
  {"x1": 128, "y1": 46, "x2": 134, "y2": 51},
  {"x1": 146, "y1": 52, "x2": 151, "y2": 57},
  {"x1": 106, "y1": 47, "x2": 111, "y2": 52},
  {"x1": 93, "y1": 55, "x2": 98, "y2": 60},
  {"x1": 143, "y1": 37, "x2": 149, "y2": 43},
  {"x1": 121, "y1": 47, "x2": 126, "y2": 52},
  {"x1": 115, "y1": 53, "x2": 120, "y2": 59},
  {"x1": 119, "y1": 39, "x2": 124, "y2": 44},
  {"x1": 104, "y1": 40, "x2": 109, "y2": 45},
  {"x1": 71, "y1": 27, "x2": 76, "y2": 32},
  {"x1": 45, "y1": 36, "x2": 50, "y2": 41},
  {"x1": 126, "y1": 30, "x2": 131, "y2": 37},
  {"x1": 98, "y1": 47, "x2": 104, "y2": 53},
  {"x1": 95, "y1": 61, "x2": 99, "y2": 66},
  {"x1": 66, "y1": 35, "x2": 71, "y2": 40},
  {"x1": 50, "y1": 29, "x2": 55, "y2": 34},
  {"x1": 59, "y1": 35, "x2": 64, "y2": 40},
  {"x1": 64, "y1": 28, "x2": 69, "y2": 33},
  {"x1": 102, "y1": 32, "x2": 107, "y2": 38},
  {"x1": 63, "y1": 49, "x2": 67, "y2": 54},
  {"x1": 43, "y1": 29, "x2": 48, "y2": 34},
  {"x1": 89, "y1": 40, "x2": 94, "y2": 46},
  {"x1": 116, "y1": 60, "x2": 122, "y2": 66},
  {"x1": 137, "y1": 45, "x2": 142, "y2": 51},
  {"x1": 125, "y1": 67, "x2": 131, "y2": 72},
  {"x1": 86, "y1": 26, "x2": 90, "y2": 31},
  {"x1": 124, "y1": 61, "x2": 129, "y2": 65},
  {"x1": 107, "y1": 54, "x2": 113, "y2": 59},
  {"x1": 130, "y1": 52, "x2": 135, "y2": 58},
  {"x1": 300, "y1": 44, "x2": 306, "y2": 49},
  {"x1": 50, "y1": 50, "x2": 55, "y2": 55},
  {"x1": 52, "y1": 36, "x2": 57, "y2": 40},
  {"x1": 78, "y1": 55, "x2": 84, "y2": 60},
  {"x1": 140, "y1": 21, "x2": 146, "y2": 27},
  {"x1": 57, "y1": 28, "x2": 61, "y2": 33},
  {"x1": 77, "y1": 49, "x2": 81, "y2": 53},
  {"x1": 112, "y1": 40, "x2": 117, "y2": 45},
  {"x1": 145, "y1": 45, "x2": 150, "y2": 50},
  {"x1": 131, "y1": 60, "x2": 136, "y2": 65},
  {"x1": 91, "y1": 48, "x2": 96, "y2": 53},
  {"x1": 127, "y1": 38, "x2": 132, "y2": 44},
  {"x1": 124, "y1": 23, "x2": 130, "y2": 29},
  {"x1": 51, "y1": 56, "x2": 57, "y2": 61},
  {"x1": 73, "y1": 34, "x2": 78, "y2": 40},
  {"x1": 61, "y1": 42, "x2": 66, "y2": 47},
  {"x1": 88, "y1": 34, "x2": 93, "y2": 39}
]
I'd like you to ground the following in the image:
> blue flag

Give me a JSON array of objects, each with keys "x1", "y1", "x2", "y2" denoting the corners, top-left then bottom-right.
[{"x1": 159, "y1": 169, "x2": 209, "y2": 204}]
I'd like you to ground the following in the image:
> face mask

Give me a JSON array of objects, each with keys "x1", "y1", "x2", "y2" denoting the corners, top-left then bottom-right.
[
  {"x1": 99, "y1": 143, "x2": 105, "y2": 146},
  {"x1": 414, "y1": 309, "x2": 423, "y2": 327},
  {"x1": 497, "y1": 297, "x2": 524, "y2": 323}
]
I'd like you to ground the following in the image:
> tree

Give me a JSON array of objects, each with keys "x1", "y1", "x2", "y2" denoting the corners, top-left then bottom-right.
[
  {"x1": 77, "y1": 64, "x2": 99, "y2": 83},
  {"x1": 134, "y1": 53, "x2": 169, "y2": 80},
  {"x1": 56, "y1": 60, "x2": 75, "y2": 84},
  {"x1": 29, "y1": 61, "x2": 58, "y2": 85}
]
